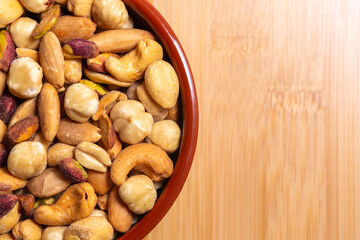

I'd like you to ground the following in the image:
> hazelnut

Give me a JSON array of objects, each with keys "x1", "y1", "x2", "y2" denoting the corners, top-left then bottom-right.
[
  {"x1": 41, "y1": 226, "x2": 67, "y2": 240},
  {"x1": 9, "y1": 18, "x2": 40, "y2": 50},
  {"x1": 92, "y1": 0, "x2": 129, "y2": 30},
  {"x1": 119, "y1": 175, "x2": 157, "y2": 214},
  {"x1": 64, "y1": 83, "x2": 99, "y2": 123},
  {"x1": 146, "y1": 120, "x2": 181, "y2": 153},
  {"x1": 0, "y1": 0, "x2": 24, "y2": 29},
  {"x1": 110, "y1": 100, "x2": 153, "y2": 144},
  {"x1": 7, "y1": 141, "x2": 47, "y2": 180},
  {"x1": 12, "y1": 219, "x2": 42, "y2": 240},
  {"x1": 7, "y1": 58, "x2": 43, "y2": 99}
]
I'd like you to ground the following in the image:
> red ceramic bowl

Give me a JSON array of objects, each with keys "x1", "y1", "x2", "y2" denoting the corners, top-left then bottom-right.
[{"x1": 118, "y1": 0, "x2": 199, "y2": 239}]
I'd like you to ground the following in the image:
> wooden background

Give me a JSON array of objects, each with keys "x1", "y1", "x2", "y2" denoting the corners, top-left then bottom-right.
[{"x1": 145, "y1": 0, "x2": 360, "y2": 239}]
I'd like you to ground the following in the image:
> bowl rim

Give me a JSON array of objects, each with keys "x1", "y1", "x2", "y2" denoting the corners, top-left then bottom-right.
[{"x1": 118, "y1": 0, "x2": 199, "y2": 239}]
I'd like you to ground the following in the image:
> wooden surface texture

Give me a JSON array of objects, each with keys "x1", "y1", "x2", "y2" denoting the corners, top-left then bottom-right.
[{"x1": 145, "y1": 0, "x2": 360, "y2": 239}]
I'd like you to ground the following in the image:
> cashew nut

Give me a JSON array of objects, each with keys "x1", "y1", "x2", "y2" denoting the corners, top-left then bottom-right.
[
  {"x1": 110, "y1": 143, "x2": 173, "y2": 186},
  {"x1": 105, "y1": 39, "x2": 163, "y2": 83},
  {"x1": 34, "y1": 182, "x2": 97, "y2": 225}
]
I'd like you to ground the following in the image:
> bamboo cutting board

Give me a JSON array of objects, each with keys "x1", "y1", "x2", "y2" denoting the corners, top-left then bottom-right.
[{"x1": 145, "y1": 0, "x2": 360, "y2": 239}]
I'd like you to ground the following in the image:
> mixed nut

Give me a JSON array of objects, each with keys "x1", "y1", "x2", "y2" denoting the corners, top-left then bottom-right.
[{"x1": 0, "y1": 0, "x2": 182, "y2": 239}]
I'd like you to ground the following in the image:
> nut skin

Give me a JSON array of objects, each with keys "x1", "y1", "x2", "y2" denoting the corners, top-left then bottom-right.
[
  {"x1": 64, "y1": 216, "x2": 113, "y2": 240},
  {"x1": 41, "y1": 226, "x2": 67, "y2": 240},
  {"x1": 7, "y1": 57, "x2": 43, "y2": 99},
  {"x1": 119, "y1": 175, "x2": 157, "y2": 214},
  {"x1": 0, "y1": 0, "x2": 24, "y2": 29},
  {"x1": 6, "y1": 116, "x2": 39, "y2": 144},
  {"x1": 0, "y1": 201, "x2": 21, "y2": 235},
  {"x1": 99, "y1": 114, "x2": 116, "y2": 150},
  {"x1": 75, "y1": 141, "x2": 111, "y2": 172},
  {"x1": 9, "y1": 97, "x2": 37, "y2": 128},
  {"x1": 105, "y1": 39, "x2": 163, "y2": 83},
  {"x1": 0, "y1": 168, "x2": 27, "y2": 193},
  {"x1": 38, "y1": 83, "x2": 61, "y2": 142},
  {"x1": 108, "y1": 185, "x2": 133, "y2": 232},
  {"x1": 15, "y1": 194, "x2": 35, "y2": 218},
  {"x1": 64, "y1": 83, "x2": 99, "y2": 123},
  {"x1": 47, "y1": 143, "x2": 75, "y2": 167},
  {"x1": 88, "y1": 29, "x2": 155, "y2": 53},
  {"x1": 145, "y1": 60, "x2": 180, "y2": 109},
  {"x1": 7, "y1": 141, "x2": 47, "y2": 180},
  {"x1": 12, "y1": 219, "x2": 43, "y2": 240},
  {"x1": 146, "y1": 120, "x2": 181, "y2": 153},
  {"x1": 39, "y1": 31, "x2": 65, "y2": 89},
  {"x1": 110, "y1": 143, "x2": 173, "y2": 186},
  {"x1": 34, "y1": 182, "x2": 97, "y2": 226},
  {"x1": 27, "y1": 168, "x2": 71, "y2": 198},
  {"x1": 51, "y1": 16, "x2": 97, "y2": 43},
  {"x1": 87, "y1": 170, "x2": 112, "y2": 195},
  {"x1": 63, "y1": 39, "x2": 99, "y2": 59},
  {"x1": 92, "y1": 0, "x2": 128, "y2": 30},
  {"x1": 32, "y1": 5, "x2": 61, "y2": 40},
  {"x1": 0, "y1": 30, "x2": 16, "y2": 72},
  {"x1": 110, "y1": 100, "x2": 153, "y2": 144},
  {"x1": 0, "y1": 194, "x2": 18, "y2": 219},
  {"x1": 59, "y1": 158, "x2": 88, "y2": 183},
  {"x1": 64, "y1": 59, "x2": 82, "y2": 84},
  {"x1": 56, "y1": 119, "x2": 101, "y2": 146},
  {"x1": 87, "y1": 53, "x2": 120, "y2": 74},
  {"x1": 9, "y1": 18, "x2": 40, "y2": 50},
  {"x1": 0, "y1": 92, "x2": 17, "y2": 124},
  {"x1": 0, "y1": 144, "x2": 8, "y2": 167}
]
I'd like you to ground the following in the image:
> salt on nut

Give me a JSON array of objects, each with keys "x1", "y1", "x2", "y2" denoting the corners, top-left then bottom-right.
[
  {"x1": 0, "y1": 0, "x2": 24, "y2": 29},
  {"x1": 144, "y1": 60, "x2": 180, "y2": 109},
  {"x1": 108, "y1": 186, "x2": 133, "y2": 232},
  {"x1": 19, "y1": 0, "x2": 54, "y2": 13},
  {"x1": 34, "y1": 182, "x2": 97, "y2": 226},
  {"x1": 41, "y1": 226, "x2": 67, "y2": 240},
  {"x1": 0, "y1": 201, "x2": 20, "y2": 235},
  {"x1": 105, "y1": 39, "x2": 163, "y2": 83},
  {"x1": 64, "y1": 216, "x2": 114, "y2": 240},
  {"x1": 64, "y1": 83, "x2": 99, "y2": 123},
  {"x1": 7, "y1": 57, "x2": 43, "y2": 99},
  {"x1": 27, "y1": 168, "x2": 71, "y2": 197},
  {"x1": 12, "y1": 219, "x2": 42, "y2": 240},
  {"x1": 92, "y1": 0, "x2": 128, "y2": 30},
  {"x1": 47, "y1": 143, "x2": 75, "y2": 167},
  {"x1": 119, "y1": 175, "x2": 157, "y2": 214},
  {"x1": 75, "y1": 141, "x2": 111, "y2": 172},
  {"x1": 7, "y1": 141, "x2": 47, "y2": 180},
  {"x1": 110, "y1": 100, "x2": 153, "y2": 144},
  {"x1": 9, "y1": 18, "x2": 40, "y2": 50},
  {"x1": 110, "y1": 143, "x2": 173, "y2": 186},
  {"x1": 146, "y1": 120, "x2": 181, "y2": 153}
]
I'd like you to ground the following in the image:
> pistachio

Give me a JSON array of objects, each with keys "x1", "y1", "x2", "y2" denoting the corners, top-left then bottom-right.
[
  {"x1": 79, "y1": 80, "x2": 108, "y2": 98},
  {"x1": 0, "y1": 31, "x2": 16, "y2": 72},
  {"x1": 63, "y1": 39, "x2": 99, "y2": 59},
  {"x1": 32, "y1": 5, "x2": 61, "y2": 40},
  {"x1": 87, "y1": 53, "x2": 120, "y2": 74},
  {"x1": 5, "y1": 116, "x2": 39, "y2": 144},
  {"x1": 0, "y1": 194, "x2": 18, "y2": 218},
  {"x1": 59, "y1": 158, "x2": 88, "y2": 183},
  {"x1": 0, "y1": 92, "x2": 17, "y2": 124}
]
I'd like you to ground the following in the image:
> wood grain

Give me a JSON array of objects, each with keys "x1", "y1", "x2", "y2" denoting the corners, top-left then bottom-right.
[{"x1": 145, "y1": 0, "x2": 360, "y2": 239}]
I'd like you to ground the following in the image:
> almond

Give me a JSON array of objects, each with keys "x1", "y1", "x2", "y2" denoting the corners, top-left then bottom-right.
[
  {"x1": 39, "y1": 32, "x2": 65, "y2": 89},
  {"x1": 51, "y1": 16, "x2": 97, "y2": 43},
  {"x1": 57, "y1": 119, "x2": 101, "y2": 145},
  {"x1": 9, "y1": 97, "x2": 37, "y2": 127},
  {"x1": 38, "y1": 83, "x2": 60, "y2": 142},
  {"x1": 88, "y1": 29, "x2": 155, "y2": 53}
]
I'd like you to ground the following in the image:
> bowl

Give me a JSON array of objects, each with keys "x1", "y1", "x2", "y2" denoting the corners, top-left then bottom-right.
[{"x1": 118, "y1": 0, "x2": 199, "y2": 239}]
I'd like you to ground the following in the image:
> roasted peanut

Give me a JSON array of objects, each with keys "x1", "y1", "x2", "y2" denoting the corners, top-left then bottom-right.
[
  {"x1": 137, "y1": 83, "x2": 168, "y2": 121},
  {"x1": 87, "y1": 170, "x2": 113, "y2": 195},
  {"x1": 34, "y1": 182, "x2": 97, "y2": 225},
  {"x1": 75, "y1": 141, "x2": 111, "y2": 172},
  {"x1": 110, "y1": 143, "x2": 173, "y2": 186},
  {"x1": 108, "y1": 186, "x2": 132, "y2": 232},
  {"x1": 64, "y1": 59, "x2": 82, "y2": 84},
  {"x1": 47, "y1": 143, "x2": 75, "y2": 167},
  {"x1": 105, "y1": 39, "x2": 163, "y2": 83}
]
